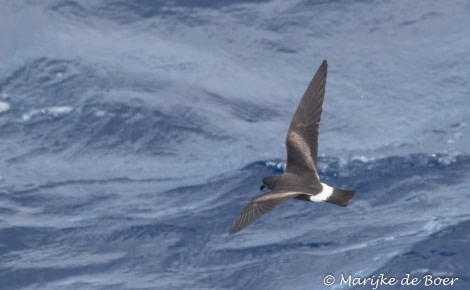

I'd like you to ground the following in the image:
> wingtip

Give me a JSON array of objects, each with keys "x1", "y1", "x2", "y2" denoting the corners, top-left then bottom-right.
[
  {"x1": 229, "y1": 227, "x2": 239, "y2": 235},
  {"x1": 229, "y1": 220, "x2": 240, "y2": 234}
]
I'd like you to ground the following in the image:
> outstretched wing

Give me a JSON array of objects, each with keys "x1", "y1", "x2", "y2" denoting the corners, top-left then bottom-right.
[
  {"x1": 229, "y1": 191, "x2": 299, "y2": 234},
  {"x1": 285, "y1": 60, "x2": 327, "y2": 177}
]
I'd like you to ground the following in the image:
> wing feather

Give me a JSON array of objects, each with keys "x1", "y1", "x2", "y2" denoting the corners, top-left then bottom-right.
[
  {"x1": 285, "y1": 60, "x2": 327, "y2": 177},
  {"x1": 229, "y1": 191, "x2": 299, "y2": 234}
]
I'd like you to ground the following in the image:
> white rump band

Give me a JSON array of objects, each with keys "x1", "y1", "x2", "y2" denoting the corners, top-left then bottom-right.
[{"x1": 310, "y1": 183, "x2": 334, "y2": 202}]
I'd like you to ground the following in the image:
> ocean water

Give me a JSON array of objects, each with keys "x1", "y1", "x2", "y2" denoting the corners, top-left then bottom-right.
[{"x1": 0, "y1": 0, "x2": 469, "y2": 289}]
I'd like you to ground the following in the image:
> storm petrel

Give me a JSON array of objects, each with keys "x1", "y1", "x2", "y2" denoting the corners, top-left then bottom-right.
[{"x1": 230, "y1": 60, "x2": 355, "y2": 234}]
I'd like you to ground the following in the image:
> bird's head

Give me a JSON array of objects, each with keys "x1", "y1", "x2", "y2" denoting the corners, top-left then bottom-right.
[{"x1": 260, "y1": 175, "x2": 277, "y2": 191}]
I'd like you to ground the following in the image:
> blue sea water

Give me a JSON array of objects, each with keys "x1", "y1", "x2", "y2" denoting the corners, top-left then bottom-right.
[{"x1": 0, "y1": 0, "x2": 469, "y2": 289}]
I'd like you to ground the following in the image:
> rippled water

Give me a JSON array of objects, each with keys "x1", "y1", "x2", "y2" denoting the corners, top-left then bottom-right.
[{"x1": 1, "y1": 1, "x2": 469, "y2": 289}]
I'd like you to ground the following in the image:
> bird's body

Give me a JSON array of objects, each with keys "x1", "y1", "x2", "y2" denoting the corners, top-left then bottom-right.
[{"x1": 229, "y1": 60, "x2": 356, "y2": 234}]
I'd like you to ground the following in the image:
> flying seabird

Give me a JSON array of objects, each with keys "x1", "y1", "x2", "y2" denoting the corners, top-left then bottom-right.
[{"x1": 229, "y1": 60, "x2": 355, "y2": 234}]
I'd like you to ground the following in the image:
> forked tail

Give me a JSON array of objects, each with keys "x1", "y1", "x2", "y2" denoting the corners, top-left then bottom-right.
[{"x1": 325, "y1": 188, "x2": 355, "y2": 207}]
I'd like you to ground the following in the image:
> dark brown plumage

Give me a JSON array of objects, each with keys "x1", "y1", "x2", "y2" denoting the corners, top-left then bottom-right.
[{"x1": 229, "y1": 60, "x2": 355, "y2": 234}]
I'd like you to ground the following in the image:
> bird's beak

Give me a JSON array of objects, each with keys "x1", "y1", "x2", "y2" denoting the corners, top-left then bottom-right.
[{"x1": 260, "y1": 184, "x2": 266, "y2": 191}]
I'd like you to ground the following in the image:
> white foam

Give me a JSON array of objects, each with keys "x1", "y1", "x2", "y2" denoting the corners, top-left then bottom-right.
[
  {"x1": 265, "y1": 161, "x2": 286, "y2": 170},
  {"x1": 310, "y1": 183, "x2": 334, "y2": 202},
  {"x1": 22, "y1": 110, "x2": 39, "y2": 121},
  {"x1": 351, "y1": 155, "x2": 373, "y2": 163},
  {"x1": 0, "y1": 101, "x2": 10, "y2": 113},
  {"x1": 47, "y1": 106, "x2": 73, "y2": 116},
  {"x1": 22, "y1": 106, "x2": 73, "y2": 121},
  {"x1": 94, "y1": 110, "x2": 106, "y2": 117}
]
